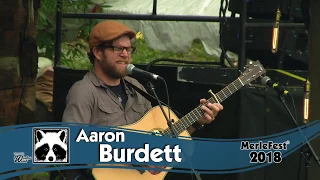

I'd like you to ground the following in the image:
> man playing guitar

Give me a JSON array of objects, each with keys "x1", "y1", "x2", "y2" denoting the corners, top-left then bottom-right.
[{"x1": 62, "y1": 20, "x2": 223, "y2": 179}]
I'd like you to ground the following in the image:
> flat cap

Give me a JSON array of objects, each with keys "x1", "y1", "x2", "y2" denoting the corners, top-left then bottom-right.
[{"x1": 89, "y1": 20, "x2": 135, "y2": 49}]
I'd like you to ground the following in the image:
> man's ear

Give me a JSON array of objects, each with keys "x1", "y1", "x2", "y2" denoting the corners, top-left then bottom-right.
[{"x1": 92, "y1": 47, "x2": 102, "y2": 61}]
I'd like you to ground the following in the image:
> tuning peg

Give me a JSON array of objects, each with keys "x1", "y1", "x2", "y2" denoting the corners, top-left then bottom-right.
[{"x1": 238, "y1": 70, "x2": 243, "y2": 74}]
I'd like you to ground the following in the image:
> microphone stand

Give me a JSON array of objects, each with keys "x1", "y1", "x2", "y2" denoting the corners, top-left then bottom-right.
[
  {"x1": 147, "y1": 81, "x2": 177, "y2": 137},
  {"x1": 146, "y1": 81, "x2": 203, "y2": 180},
  {"x1": 278, "y1": 94, "x2": 320, "y2": 180}
]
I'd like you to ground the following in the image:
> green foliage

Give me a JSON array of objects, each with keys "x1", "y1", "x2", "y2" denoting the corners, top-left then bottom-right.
[
  {"x1": 59, "y1": 39, "x2": 92, "y2": 70},
  {"x1": 131, "y1": 38, "x2": 219, "y2": 64},
  {"x1": 31, "y1": 172, "x2": 49, "y2": 180},
  {"x1": 37, "y1": 0, "x2": 108, "y2": 60},
  {"x1": 37, "y1": 0, "x2": 57, "y2": 60},
  {"x1": 52, "y1": 37, "x2": 219, "y2": 70}
]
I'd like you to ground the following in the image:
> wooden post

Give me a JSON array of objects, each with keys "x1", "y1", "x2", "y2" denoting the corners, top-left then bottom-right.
[
  {"x1": 0, "y1": 0, "x2": 39, "y2": 126},
  {"x1": 0, "y1": 0, "x2": 40, "y2": 179}
]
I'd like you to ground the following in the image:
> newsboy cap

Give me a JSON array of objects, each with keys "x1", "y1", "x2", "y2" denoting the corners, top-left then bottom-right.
[{"x1": 89, "y1": 20, "x2": 136, "y2": 49}]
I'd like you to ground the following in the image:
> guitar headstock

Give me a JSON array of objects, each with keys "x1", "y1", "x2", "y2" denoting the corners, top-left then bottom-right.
[{"x1": 239, "y1": 60, "x2": 266, "y2": 86}]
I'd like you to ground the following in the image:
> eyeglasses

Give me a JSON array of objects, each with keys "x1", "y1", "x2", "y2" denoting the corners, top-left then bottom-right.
[{"x1": 101, "y1": 45, "x2": 136, "y2": 54}]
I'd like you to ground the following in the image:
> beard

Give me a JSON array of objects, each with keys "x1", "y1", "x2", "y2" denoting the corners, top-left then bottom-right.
[{"x1": 99, "y1": 55, "x2": 128, "y2": 79}]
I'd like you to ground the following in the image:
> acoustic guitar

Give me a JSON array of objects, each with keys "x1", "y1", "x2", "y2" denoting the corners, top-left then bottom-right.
[{"x1": 92, "y1": 61, "x2": 266, "y2": 180}]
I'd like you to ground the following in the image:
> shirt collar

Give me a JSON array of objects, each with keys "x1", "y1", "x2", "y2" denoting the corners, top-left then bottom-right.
[{"x1": 88, "y1": 68, "x2": 133, "y2": 95}]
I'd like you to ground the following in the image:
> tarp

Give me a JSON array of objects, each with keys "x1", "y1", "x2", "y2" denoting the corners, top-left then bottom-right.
[{"x1": 97, "y1": 0, "x2": 238, "y2": 59}]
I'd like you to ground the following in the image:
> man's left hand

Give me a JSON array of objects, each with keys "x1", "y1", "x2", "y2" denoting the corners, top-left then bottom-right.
[{"x1": 198, "y1": 98, "x2": 223, "y2": 125}]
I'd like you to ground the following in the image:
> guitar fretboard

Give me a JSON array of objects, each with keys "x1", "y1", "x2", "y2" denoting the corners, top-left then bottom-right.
[{"x1": 162, "y1": 77, "x2": 246, "y2": 136}]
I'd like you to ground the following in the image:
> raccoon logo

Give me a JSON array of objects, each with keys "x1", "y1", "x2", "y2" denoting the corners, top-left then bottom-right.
[{"x1": 33, "y1": 128, "x2": 69, "y2": 164}]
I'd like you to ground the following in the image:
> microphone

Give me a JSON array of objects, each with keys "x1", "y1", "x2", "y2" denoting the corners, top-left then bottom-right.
[
  {"x1": 126, "y1": 64, "x2": 163, "y2": 81},
  {"x1": 303, "y1": 80, "x2": 310, "y2": 123},
  {"x1": 271, "y1": 7, "x2": 281, "y2": 54},
  {"x1": 261, "y1": 76, "x2": 289, "y2": 95}
]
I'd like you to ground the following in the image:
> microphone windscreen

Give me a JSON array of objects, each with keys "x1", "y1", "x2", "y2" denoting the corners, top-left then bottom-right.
[
  {"x1": 261, "y1": 76, "x2": 271, "y2": 85},
  {"x1": 126, "y1": 64, "x2": 135, "y2": 75}
]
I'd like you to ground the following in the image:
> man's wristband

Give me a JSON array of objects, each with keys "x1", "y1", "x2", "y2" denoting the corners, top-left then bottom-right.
[{"x1": 191, "y1": 121, "x2": 204, "y2": 130}]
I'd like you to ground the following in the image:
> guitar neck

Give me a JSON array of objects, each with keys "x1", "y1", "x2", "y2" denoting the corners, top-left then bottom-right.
[{"x1": 163, "y1": 78, "x2": 245, "y2": 135}]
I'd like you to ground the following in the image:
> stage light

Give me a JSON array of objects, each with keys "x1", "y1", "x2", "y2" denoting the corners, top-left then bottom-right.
[{"x1": 303, "y1": 80, "x2": 310, "y2": 124}]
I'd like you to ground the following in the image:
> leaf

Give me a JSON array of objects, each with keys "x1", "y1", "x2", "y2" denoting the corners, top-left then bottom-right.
[
  {"x1": 38, "y1": 11, "x2": 48, "y2": 21},
  {"x1": 66, "y1": 50, "x2": 72, "y2": 58}
]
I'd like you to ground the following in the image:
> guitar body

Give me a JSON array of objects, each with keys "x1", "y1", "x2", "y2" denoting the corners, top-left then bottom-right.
[{"x1": 92, "y1": 106, "x2": 192, "y2": 180}]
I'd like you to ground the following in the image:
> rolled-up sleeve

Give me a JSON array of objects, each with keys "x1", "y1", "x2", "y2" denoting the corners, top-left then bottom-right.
[{"x1": 62, "y1": 83, "x2": 93, "y2": 124}]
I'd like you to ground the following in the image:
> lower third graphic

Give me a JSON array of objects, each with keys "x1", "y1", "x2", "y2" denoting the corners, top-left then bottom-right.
[{"x1": 32, "y1": 127, "x2": 70, "y2": 164}]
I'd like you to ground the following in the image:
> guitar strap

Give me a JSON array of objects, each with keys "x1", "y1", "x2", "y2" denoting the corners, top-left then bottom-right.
[{"x1": 124, "y1": 79, "x2": 183, "y2": 118}]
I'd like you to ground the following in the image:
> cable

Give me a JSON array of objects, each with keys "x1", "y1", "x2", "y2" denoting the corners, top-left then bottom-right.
[
  {"x1": 280, "y1": 93, "x2": 320, "y2": 168},
  {"x1": 219, "y1": 0, "x2": 235, "y2": 68},
  {"x1": 288, "y1": 93, "x2": 304, "y2": 180},
  {"x1": 162, "y1": 79, "x2": 171, "y2": 122},
  {"x1": 281, "y1": 94, "x2": 298, "y2": 130},
  {"x1": 288, "y1": 93, "x2": 298, "y2": 123},
  {"x1": 160, "y1": 76, "x2": 202, "y2": 180},
  {"x1": 148, "y1": 79, "x2": 202, "y2": 180},
  {"x1": 145, "y1": 58, "x2": 220, "y2": 72}
]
